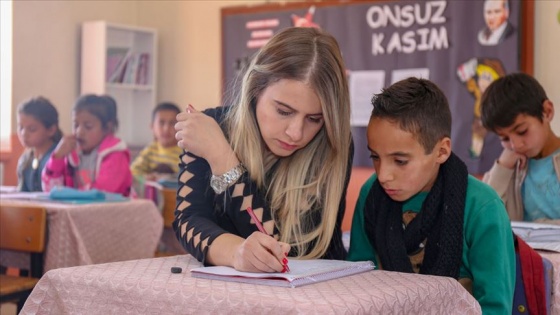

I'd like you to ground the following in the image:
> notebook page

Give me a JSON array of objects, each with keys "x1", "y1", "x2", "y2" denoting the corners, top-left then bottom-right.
[{"x1": 191, "y1": 259, "x2": 375, "y2": 287}]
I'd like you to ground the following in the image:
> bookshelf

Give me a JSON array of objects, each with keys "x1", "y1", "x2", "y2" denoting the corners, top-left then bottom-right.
[{"x1": 81, "y1": 21, "x2": 157, "y2": 147}]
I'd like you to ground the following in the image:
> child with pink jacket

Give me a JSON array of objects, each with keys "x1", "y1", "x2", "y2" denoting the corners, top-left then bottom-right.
[{"x1": 42, "y1": 94, "x2": 132, "y2": 196}]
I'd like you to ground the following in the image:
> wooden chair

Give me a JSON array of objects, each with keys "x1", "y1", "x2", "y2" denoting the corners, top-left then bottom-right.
[
  {"x1": 0, "y1": 205, "x2": 47, "y2": 312},
  {"x1": 161, "y1": 188, "x2": 176, "y2": 229},
  {"x1": 154, "y1": 188, "x2": 178, "y2": 258}
]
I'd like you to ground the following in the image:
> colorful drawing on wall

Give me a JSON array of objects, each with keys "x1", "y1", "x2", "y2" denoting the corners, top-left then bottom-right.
[
  {"x1": 457, "y1": 58, "x2": 505, "y2": 158},
  {"x1": 291, "y1": 6, "x2": 320, "y2": 28}
]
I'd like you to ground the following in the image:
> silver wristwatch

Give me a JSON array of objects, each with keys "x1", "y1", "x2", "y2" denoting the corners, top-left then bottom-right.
[{"x1": 210, "y1": 164, "x2": 246, "y2": 194}]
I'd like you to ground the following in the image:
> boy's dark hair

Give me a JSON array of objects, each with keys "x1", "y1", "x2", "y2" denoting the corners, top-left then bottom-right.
[
  {"x1": 74, "y1": 94, "x2": 119, "y2": 131},
  {"x1": 371, "y1": 77, "x2": 451, "y2": 154},
  {"x1": 481, "y1": 73, "x2": 548, "y2": 132},
  {"x1": 152, "y1": 102, "x2": 180, "y2": 122},
  {"x1": 18, "y1": 96, "x2": 63, "y2": 143}
]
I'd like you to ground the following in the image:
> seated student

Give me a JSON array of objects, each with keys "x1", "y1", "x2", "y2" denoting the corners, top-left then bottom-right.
[
  {"x1": 481, "y1": 73, "x2": 560, "y2": 224},
  {"x1": 16, "y1": 96, "x2": 63, "y2": 191},
  {"x1": 130, "y1": 102, "x2": 183, "y2": 182},
  {"x1": 348, "y1": 78, "x2": 515, "y2": 314},
  {"x1": 42, "y1": 94, "x2": 132, "y2": 196}
]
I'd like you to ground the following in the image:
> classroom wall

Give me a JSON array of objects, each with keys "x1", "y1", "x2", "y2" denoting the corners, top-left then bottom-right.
[
  {"x1": 534, "y1": 0, "x2": 560, "y2": 134},
  {"x1": 4, "y1": 0, "x2": 560, "y2": 185}
]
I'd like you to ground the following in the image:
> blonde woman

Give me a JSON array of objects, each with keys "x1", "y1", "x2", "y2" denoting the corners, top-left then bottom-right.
[{"x1": 174, "y1": 27, "x2": 352, "y2": 273}]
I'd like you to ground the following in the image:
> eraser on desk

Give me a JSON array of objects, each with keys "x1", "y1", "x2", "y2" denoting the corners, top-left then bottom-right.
[{"x1": 171, "y1": 267, "x2": 182, "y2": 274}]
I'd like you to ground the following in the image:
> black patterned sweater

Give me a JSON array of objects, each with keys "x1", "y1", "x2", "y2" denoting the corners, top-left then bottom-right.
[{"x1": 173, "y1": 106, "x2": 353, "y2": 264}]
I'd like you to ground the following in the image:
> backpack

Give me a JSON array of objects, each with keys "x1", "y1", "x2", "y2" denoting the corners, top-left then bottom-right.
[{"x1": 513, "y1": 233, "x2": 553, "y2": 315}]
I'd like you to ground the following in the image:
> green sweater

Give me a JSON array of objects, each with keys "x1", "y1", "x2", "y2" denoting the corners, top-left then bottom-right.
[{"x1": 348, "y1": 174, "x2": 515, "y2": 314}]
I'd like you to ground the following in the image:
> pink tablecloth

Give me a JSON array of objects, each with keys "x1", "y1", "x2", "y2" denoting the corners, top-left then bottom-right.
[
  {"x1": 21, "y1": 255, "x2": 481, "y2": 314},
  {"x1": 540, "y1": 251, "x2": 560, "y2": 315},
  {"x1": 0, "y1": 198, "x2": 163, "y2": 272}
]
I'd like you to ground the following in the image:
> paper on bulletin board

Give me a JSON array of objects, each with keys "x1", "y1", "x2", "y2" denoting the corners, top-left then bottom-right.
[
  {"x1": 349, "y1": 70, "x2": 385, "y2": 127},
  {"x1": 391, "y1": 68, "x2": 430, "y2": 84}
]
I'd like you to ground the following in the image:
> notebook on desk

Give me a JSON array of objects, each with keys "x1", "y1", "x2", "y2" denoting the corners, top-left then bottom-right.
[
  {"x1": 191, "y1": 259, "x2": 375, "y2": 288},
  {"x1": 511, "y1": 221, "x2": 560, "y2": 243}
]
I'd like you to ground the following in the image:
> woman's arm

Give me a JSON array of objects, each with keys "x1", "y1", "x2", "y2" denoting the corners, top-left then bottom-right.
[{"x1": 173, "y1": 152, "x2": 288, "y2": 272}]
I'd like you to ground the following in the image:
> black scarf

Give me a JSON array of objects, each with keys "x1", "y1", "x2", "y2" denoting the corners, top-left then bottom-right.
[{"x1": 364, "y1": 152, "x2": 467, "y2": 279}]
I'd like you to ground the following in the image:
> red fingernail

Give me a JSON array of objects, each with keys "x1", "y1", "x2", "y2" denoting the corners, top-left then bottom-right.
[
  {"x1": 282, "y1": 258, "x2": 288, "y2": 265},
  {"x1": 281, "y1": 266, "x2": 287, "y2": 273}
]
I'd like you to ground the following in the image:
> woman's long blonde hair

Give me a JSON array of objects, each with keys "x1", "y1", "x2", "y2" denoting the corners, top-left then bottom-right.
[{"x1": 225, "y1": 27, "x2": 351, "y2": 259}]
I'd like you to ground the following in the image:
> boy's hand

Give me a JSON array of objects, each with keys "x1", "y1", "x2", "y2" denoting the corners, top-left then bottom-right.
[
  {"x1": 498, "y1": 147, "x2": 527, "y2": 169},
  {"x1": 53, "y1": 135, "x2": 77, "y2": 159}
]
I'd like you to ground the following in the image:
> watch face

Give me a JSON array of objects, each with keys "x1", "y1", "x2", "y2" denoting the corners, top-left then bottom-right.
[
  {"x1": 210, "y1": 176, "x2": 226, "y2": 194},
  {"x1": 210, "y1": 164, "x2": 246, "y2": 194}
]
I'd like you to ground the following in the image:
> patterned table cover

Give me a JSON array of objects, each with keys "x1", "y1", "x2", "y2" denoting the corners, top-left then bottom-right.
[
  {"x1": 22, "y1": 255, "x2": 481, "y2": 314},
  {"x1": 0, "y1": 198, "x2": 163, "y2": 273}
]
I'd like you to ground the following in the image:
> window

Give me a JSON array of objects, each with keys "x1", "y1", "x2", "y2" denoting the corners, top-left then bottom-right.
[{"x1": 0, "y1": 0, "x2": 13, "y2": 152}]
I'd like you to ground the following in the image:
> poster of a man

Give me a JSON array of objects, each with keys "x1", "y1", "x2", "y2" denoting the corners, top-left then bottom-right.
[{"x1": 478, "y1": 0, "x2": 515, "y2": 46}]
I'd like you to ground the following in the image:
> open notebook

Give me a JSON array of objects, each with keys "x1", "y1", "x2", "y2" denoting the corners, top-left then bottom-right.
[
  {"x1": 511, "y1": 221, "x2": 560, "y2": 253},
  {"x1": 511, "y1": 221, "x2": 560, "y2": 243},
  {"x1": 191, "y1": 259, "x2": 375, "y2": 288}
]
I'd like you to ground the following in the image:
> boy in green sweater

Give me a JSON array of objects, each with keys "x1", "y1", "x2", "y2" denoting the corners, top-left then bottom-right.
[{"x1": 348, "y1": 77, "x2": 515, "y2": 314}]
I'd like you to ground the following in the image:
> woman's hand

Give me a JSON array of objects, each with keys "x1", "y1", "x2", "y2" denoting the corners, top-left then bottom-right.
[
  {"x1": 207, "y1": 232, "x2": 291, "y2": 273},
  {"x1": 232, "y1": 232, "x2": 291, "y2": 273},
  {"x1": 175, "y1": 105, "x2": 238, "y2": 174},
  {"x1": 53, "y1": 135, "x2": 77, "y2": 159}
]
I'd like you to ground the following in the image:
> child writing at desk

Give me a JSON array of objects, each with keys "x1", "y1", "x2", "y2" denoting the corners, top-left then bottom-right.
[
  {"x1": 348, "y1": 78, "x2": 515, "y2": 314},
  {"x1": 42, "y1": 94, "x2": 132, "y2": 196},
  {"x1": 481, "y1": 73, "x2": 560, "y2": 224},
  {"x1": 16, "y1": 96, "x2": 62, "y2": 191},
  {"x1": 173, "y1": 27, "x2": 353, "y2": 273},
  {"x1": 130, "y1": 102, "x2": 183, "y2": 182}
]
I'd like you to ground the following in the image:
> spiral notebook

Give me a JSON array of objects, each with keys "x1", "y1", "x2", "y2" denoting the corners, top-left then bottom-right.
[{"x1": 190, "y1": 259, "x2": 375, "y2": 288}]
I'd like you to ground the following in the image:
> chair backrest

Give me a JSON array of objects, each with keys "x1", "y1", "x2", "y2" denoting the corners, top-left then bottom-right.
[{"x1": 0, "y1": 205, "x2": 47, "y2": 253}]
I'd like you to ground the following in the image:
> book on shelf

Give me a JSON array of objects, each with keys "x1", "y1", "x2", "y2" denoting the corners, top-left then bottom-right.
[
  {"x1": 123, "y1": 54, "x2": 139, "y2": 84},
  {"x1": 190, "y1": 259, "x2": 375, "y2": 288},
  {"x1": 106, "y1": 47, "x2": 130, "y2": 83},
  {"x1": 136, "y1": 53, "x2": 150, "y2": 85}
]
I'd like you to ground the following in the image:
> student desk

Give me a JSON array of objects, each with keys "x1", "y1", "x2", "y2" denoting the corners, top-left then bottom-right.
[
  {"x1": 540, "y1": 251, "x2": 560, "y2": 315},
  {"x1": 21, "y1": 255, "x2": 481, "y2": 314},
  {"x1": 0, "y1": 197, "x2": 163, "y2": 273}
]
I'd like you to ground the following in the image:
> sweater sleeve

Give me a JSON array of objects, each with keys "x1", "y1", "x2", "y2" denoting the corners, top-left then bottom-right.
[
  {"x1": 41, "y1": 154, "x2": 68, "y2": 192},
  {"x1": 173, "y1": 151, "x2": 270, "y2": 264},
  {"x1": 482, "y1": 160, "x2": 515, "y2": 199},
  {"x1": 463, "y1": 196, "x2": 515, "y2": 314},
  {"x1": 172, "y1": 108, "x2": 274, "y2": 263},
  {"x1": 347, "y1": 174, "x2": 378, "y2": 264}
]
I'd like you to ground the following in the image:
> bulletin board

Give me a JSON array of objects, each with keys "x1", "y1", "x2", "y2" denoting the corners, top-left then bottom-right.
[{"x1": 221, "y1": 0, "x2": 534, "y2": 173}]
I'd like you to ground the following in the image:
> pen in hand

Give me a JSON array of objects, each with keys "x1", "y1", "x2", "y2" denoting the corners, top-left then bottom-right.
[{"x1": 246, "y1": 206, "x2": 290, "y2": 273}]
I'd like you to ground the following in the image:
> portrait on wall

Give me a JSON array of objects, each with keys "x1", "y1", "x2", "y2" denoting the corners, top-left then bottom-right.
[{"x1": 478, "y1": 0, "x2": 516, "y2": 46}]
